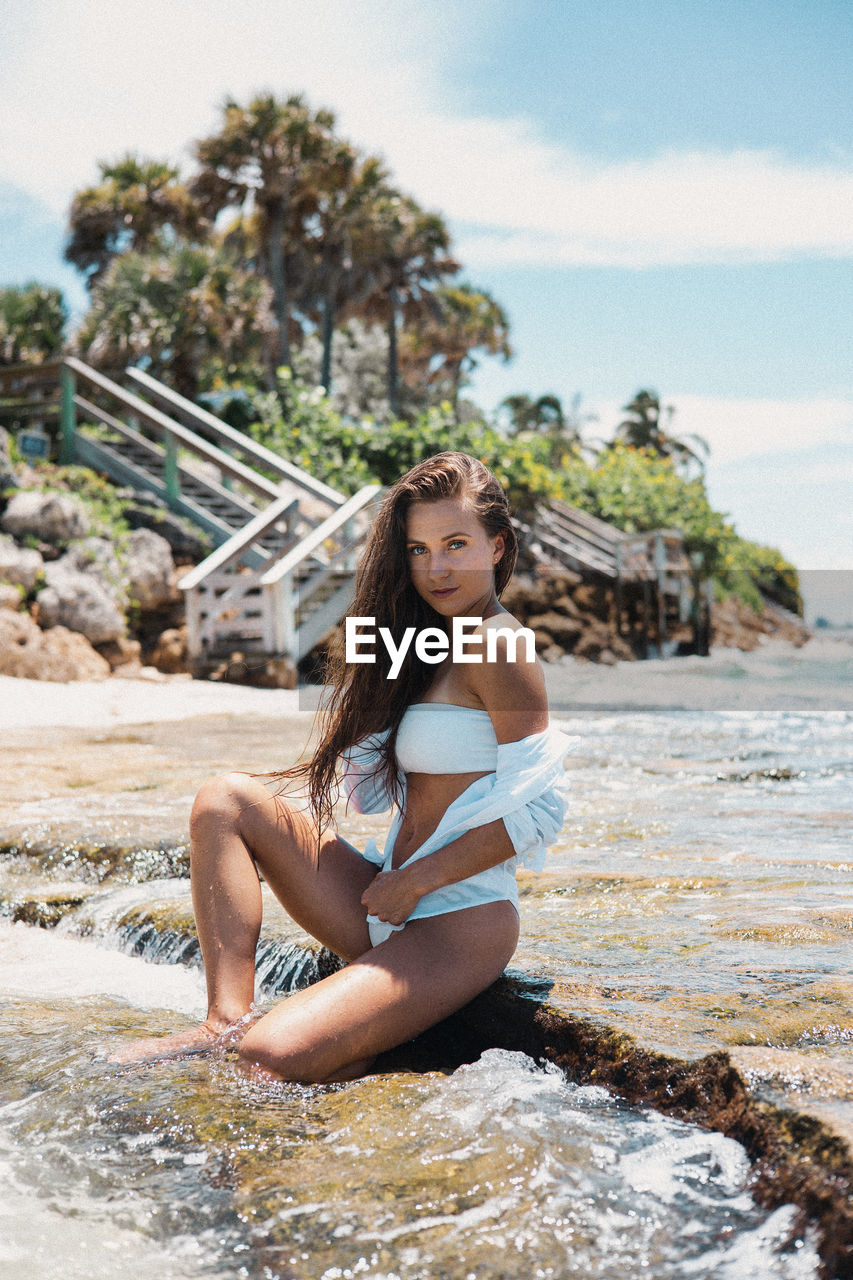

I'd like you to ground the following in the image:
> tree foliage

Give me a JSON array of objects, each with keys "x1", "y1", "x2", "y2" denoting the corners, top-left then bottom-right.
[
  {"x1": 0, "y1": 283, "x2": 68, "y2": 364},
  {"x1": 400, "y1": 283, "x2": 512, "y2": 415},
  {"x1": 54, "y1": 92, "x2": 801, "y2": 614},
  {"x1": 616, "y1": 388, "x2": 709, "y2": 472},
  {"x1": 65, "y1": 154, "x2": 202, "y2": 288},
  {"x1": 191, "y1": 92, "x2": 339, "y2": 372},
  {"x1": 244, "y1": 372, "x2": 799, "y2": 610},
  {"x1": 75, "y1": 242, "x2": 275, "y2": 398}
]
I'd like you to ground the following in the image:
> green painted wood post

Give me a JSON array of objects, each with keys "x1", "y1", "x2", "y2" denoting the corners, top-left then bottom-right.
[
  {"x1": 59, "y1": 364, "x2": 76, "y2": 464},
  {"x1": 164, "y1": 431, "x2": 179, "y2": 506}
]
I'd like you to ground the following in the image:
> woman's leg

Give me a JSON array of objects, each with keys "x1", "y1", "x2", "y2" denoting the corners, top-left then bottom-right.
[
  {"x1": 109, "y1": 771, "x2": 376, "y2": 1063},
  {"x1": 237, "y1": 900, "x2": 520, "y2": 1083}
]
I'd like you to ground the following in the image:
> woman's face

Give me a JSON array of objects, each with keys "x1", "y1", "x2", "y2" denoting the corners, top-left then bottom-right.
[{"x1": 405, "y1": 496, "x2": 505, "y2": 619}]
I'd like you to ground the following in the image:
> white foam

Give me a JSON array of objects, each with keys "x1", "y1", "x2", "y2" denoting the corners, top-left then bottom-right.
[
  {"x1": 0, "y1": 1142, "x2": 208, "y2": 1280},
  {"x1": 0, "y1": 919, "x2": 205, "y2": 1015}
]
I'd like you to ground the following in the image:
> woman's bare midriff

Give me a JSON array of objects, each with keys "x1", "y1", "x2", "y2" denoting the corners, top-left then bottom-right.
[{"x1": 390, "y1": 770, "x2": 489, "y2": 868}]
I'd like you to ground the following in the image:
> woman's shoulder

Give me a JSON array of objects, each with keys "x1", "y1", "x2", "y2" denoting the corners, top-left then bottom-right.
[
  {"x1": 480, "y1": 607, "x2": 529, "y2": 634},
  {"x1": 464, "y1": 608, "x2": 547, "y2": 713}
]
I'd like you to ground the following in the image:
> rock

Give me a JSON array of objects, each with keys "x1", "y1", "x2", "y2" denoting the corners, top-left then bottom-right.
[
  {"x1": 573, "y1": 620, "x2": 618, "y2": 662},
  {"x1": 0, "y1": 534, "x2": 44, "y2": 592},
  {"x1": 526, "y1": 611, "x2": 584, "y2": 649},
  {"x1": 1, "y1": 490, "x2": 90, "y2": 544},
  {"x1": 0, "y1": 583, "x2": 22, "y2": 611},
  {"x1": 125, "y1": 528, "x2": 177, "y2": 610},
  {"x1": 761, "y1": 599, "x2": 811, "y2": 647},
  {"x1": 60, "y1": 538, "x2": 125, "y2": 600},
  {"x1": 500, "y1": 574, "x2": 544, "y2": 614},
  {"x1": 148, "y1": 626, "x2": 189, "y2": 674},
  {"x1": 0, "y1": 611, "x2": 110, "y2": 680},
  {"x1": 551, "y1": 593, "x2": 582, "y2": 618},
  {"x1": 205, "y1": 651, "x2": 298, "y2": 689},
  {"x1": 96, "y1": 637, "x2": 143, "y2": 673},
  {"x1": 124, "y1": 500, "x2": 211, "y2": 565},
  {"x1": 573, "y1": 581, "x2": 610, "y2": 614},
  {"x1": 36, "y1": 560, "x2": 126, "y2": 644},
  {"x1": 711, "y1": 596, "x2": 811, "y2": 651}
]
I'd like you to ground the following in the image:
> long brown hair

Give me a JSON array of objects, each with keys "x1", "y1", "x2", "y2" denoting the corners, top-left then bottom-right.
[{"x1": 282, "y1": 451, "x2": 517, "y2": 833}]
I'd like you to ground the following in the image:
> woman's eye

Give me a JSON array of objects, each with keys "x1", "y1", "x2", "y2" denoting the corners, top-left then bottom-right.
[
  {"x1": 408, "y1": 545, "x2": 426, "y2": 556},
  {"x1": 449, "y1": 540, "x2": 467, "y2": 550}
]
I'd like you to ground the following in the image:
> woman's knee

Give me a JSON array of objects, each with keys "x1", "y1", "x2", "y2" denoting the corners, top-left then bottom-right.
[{"x1": 190, "y1": 772, "x2": 269, "y2": 841}]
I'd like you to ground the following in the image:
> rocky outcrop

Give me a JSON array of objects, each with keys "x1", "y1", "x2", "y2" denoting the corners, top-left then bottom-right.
[
  {"x1": 37, "y1": 556, "x2": 127, "y2": 644},
  {"x1": 0, "y1": 476, "x2": 190, "y2": 679},
  {"x1": 123, "y1": 496, "x2": 211, "y2": 564},
  {"x1": 147, "y1": 626, "x2": 189, "y2": 675},
  {"x1": 125, "y1": 527, "x2": 180, "y2": 610},
  {"x1": 0, "y1": 535, "x2": 43, "y2": 592},
  {"x1": 712, "y1": 594, "x2": 811, "y2": 650},
  {"x1": 501, "y1": 570, "x2": 640, "y2": 664},
  {"x1": 1, "y1": 490, "x2": 90, "y2": 544},
  {"x1": 0, "y1": 610, "x2": 110, "y2": 680}
]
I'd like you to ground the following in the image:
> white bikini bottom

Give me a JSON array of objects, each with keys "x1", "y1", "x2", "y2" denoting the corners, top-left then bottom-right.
[{"x1": 358, "y1": 838, "x2": 519, "y2": 947}]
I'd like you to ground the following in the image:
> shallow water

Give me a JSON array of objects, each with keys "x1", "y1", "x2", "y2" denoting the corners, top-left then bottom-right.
[
  {"x1": 1, "y1": 645, "x2": 851, "y2": 1276},
  {"x1": 0, "y1": 928, "x2": 822, "y2": 1280}
]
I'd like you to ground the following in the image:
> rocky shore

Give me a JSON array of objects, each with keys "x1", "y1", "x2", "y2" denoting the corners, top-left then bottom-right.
[{"x1": 0, "y1": 434, "x2": 197, "y2": 680}]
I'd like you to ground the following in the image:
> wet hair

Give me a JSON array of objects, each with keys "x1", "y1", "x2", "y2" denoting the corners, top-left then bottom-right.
[{"x1": 278, "y1": 451, "x2": 518, "y2": 834}]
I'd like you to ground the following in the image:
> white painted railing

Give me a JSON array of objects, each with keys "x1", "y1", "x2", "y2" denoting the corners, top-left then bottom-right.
[{"x1": 179, "y1": 484, "x2": 381, "y2": 663}]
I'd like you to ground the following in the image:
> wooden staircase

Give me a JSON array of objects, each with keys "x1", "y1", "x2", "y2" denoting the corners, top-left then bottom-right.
[
  {"x1": 60, "y1": 358, "x2": 380, "y2": 668},
  {"x1": 521, "y1": 497, "x2": 701, "y2": 657}
]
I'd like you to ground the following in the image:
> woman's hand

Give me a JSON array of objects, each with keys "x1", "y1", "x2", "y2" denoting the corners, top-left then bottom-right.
[{"x1": 361, "y1": 865, "x2": 426, "y2": 926}]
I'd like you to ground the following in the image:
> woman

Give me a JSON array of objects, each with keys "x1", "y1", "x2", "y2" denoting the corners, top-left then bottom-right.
[{"x1": 112, "y1": 452, "x2": 570, "y2": 1081}]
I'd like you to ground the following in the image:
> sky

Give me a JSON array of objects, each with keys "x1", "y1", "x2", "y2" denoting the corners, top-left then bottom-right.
[{"x1": 1, "y1": 0, "x2": 851, "y2": 621}]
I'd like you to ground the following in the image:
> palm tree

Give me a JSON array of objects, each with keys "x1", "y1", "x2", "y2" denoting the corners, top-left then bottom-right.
[
  {"x1": 501, "y1": 392, "x2": 564, "y2": 435},
  {"x1": 190, "y1": 92, "x2": 337, "y2": 374},
  {"x1": 64, "y1": 154, "x2": 201, "y2": 288},
  {"x1": 356, "y1": 193, "x2": 459, "y2": 417},
  {"x1": 0, "y1": 284, "x2": 68, "y2": 364},
  {"x1": 76, "y1": 242, "x2": 275, "y2": 399},
  {"x1": 616, "y1": 389, "x2": 709, "y2": 470},
  {"x1": 300, "y1": 145, "x2": 392, "y2": 392},
  {"x1": 500, "y1": 391, "x2": 596, "y2": 464},
  {"x1": 401, "y1": 283, "x2": 512, "y2": 416}
]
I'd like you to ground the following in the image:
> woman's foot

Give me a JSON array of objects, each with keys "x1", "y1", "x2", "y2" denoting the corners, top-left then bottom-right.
[{"x1": 105, "y1": 1013, "x2": 255, "y2": 1066}]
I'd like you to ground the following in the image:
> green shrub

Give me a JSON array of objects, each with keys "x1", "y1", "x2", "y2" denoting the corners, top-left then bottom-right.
[{"x1": 237, "y1": 372, "x2": 802, "y2": 614}]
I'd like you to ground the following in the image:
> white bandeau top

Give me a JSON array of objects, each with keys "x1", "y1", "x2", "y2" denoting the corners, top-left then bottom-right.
[{"x1": 394, "y1": 702, "x2": 499, "y2": 774}]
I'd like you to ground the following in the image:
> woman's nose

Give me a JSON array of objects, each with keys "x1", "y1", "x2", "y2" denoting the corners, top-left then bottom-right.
[{"x1": 426, "y1": 550, "x2": 451, "y2": 578}]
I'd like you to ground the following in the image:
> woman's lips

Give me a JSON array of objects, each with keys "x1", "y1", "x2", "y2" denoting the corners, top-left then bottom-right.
[{"x1": 431, "y1": 586, "x2": 458, "y2": 599}]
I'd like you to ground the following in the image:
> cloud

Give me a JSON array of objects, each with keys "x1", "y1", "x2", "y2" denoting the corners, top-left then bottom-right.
[
  {"x1": 2, "y1": 1, "x2": 852, "y2": 268},
  {"x1": 455, "y1": 150, "x2": 853, "y2": 269},
  {"x1": 0, "y1": 0, "x2": 438, "y2": 211},
  {"x1": 654, "y1": 395, "x2": 853, "y2": 467}
]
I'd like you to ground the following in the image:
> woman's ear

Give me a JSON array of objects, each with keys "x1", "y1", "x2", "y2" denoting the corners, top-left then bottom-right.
[{"x1": 493, "y1": 532, "x2": 505, "y2": 565}]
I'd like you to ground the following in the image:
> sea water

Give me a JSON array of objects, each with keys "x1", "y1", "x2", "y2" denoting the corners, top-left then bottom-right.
[{"x1": 2, "y1": 658, "x2": 851, "y2": 1277}]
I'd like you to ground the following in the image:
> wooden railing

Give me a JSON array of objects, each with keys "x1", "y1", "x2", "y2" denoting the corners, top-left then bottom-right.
[
  {"x1": 124, "y1": 367, "x2": 345, "y2": 511},
  {"x1": 529, "y1": 498, "x2": 688, "y2": 583},
  {"x1": 525, "y1": 497, "x2": 696, "y2": 655},
  {"x1": 179, "y1": 484, "x2": 381, "y2": 663},
  {"x1": 58, "y1": 357, "x2": 379, "y2": 664}
]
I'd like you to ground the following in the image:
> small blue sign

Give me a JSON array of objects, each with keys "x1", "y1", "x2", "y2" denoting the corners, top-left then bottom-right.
[{"x1": 17, "y1": 428, "x2": 50, "y2": 460}]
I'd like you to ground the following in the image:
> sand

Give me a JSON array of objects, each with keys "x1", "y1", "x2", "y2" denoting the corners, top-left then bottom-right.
[{"x1": 1, "y1": 633, "x2": 851, "y2": 732}]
